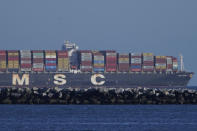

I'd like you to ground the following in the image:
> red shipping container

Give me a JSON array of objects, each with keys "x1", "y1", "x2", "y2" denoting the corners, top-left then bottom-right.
[
  {"x1": 45, "y1": 63, "x2": 56, "y2": 66},
  {"x1": 32, "y1": 68, "x2": 44, "y2": 72},
  {"x1": 57, "y1": 51, "x2": 68, "y2": 57},
  {"x1": 131, "y1": 63, "x2": 141, "y2": 66},
  {"x1": 21, "y1": 58, "x2": 31, "y2": 61},
  {"x1": 8, "y1": 58, "x2": 19, "y2": 61},
  {"x1": 131, "y1": 56, "x2": 141, "y2": 58},
  {"x1": 105, "y1": 50, "x2": 116, "y2": 53},
  {"x1": 131, "y1": 68, "x2": 141, "y2": 72},
  {"x1": 81, "y1": 69, "x2": 92, "y2": 72},
  {"x1": 32, "y1": 50, "x2": 43, "y2": 53},
  {"x1": 33, "y1": 58, "x2": 43, "y2": 63},
  {"x1": 167, "y1": 64, "x2": 173, "y2": 69},
  {"x1": 94, "y1": 65, "x2": 104, "y2": 68},
  {"x1": 7, "y1": 50, "x2": 18, "y2": 53},
  {"x1": 0, "y1": 50, "x2": 6, "y2": 53},
  {"x1": 21, "y1": 64, "x2": 32, "y2": 68},
  {"x1": 45, "y1": 58, "x2": 56, "y2": 61},
  {"x1": 106, "y1": 63, "x2": 116, "y2": 66},
  {"x1": 106, "y1": 68, "x2": 116, "y2": 72}
]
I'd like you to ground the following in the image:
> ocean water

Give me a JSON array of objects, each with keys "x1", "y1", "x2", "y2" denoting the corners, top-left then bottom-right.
[{"x1": 0, "y1": 105, "x2": 197, "y2": 131}]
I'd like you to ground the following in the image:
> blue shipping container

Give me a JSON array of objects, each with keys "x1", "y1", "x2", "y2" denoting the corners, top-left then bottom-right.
[
  {"x1": 131, "y1": 65, "x2": 141, "y2": 69},
  {"x1": 45, "y1": 66, "x2": 56, "y2": 69},
  {"x1": 94, "y1": 60, "x2": 104, "y2": 64},
  {"x1": 93, "y1": 68, "x2": 105, "y2": 72},
  {"x1": 45, "y1": 60, "x2": 56, "y2": 64}
]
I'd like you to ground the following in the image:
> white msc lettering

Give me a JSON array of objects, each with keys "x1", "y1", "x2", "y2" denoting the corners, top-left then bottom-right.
[
  {"x1": 54, "y1": 74, "x2": 67, "y2": 85},
  {"x1": 12, "y1": 74, "x2": 29, "y2": 86},
  {"x1": 91, "y1": 74, "x2": 105, "y2": 86}
]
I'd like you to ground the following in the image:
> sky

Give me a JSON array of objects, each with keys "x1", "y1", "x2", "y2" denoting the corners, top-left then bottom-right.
[{"x1": 0, "y1": 0, "x2": 196, "y2": 85}]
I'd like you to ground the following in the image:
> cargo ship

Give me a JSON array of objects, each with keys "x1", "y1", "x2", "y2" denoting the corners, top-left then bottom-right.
[{"x1": 0, "y1": 41, "x2": 194, "y2": 88}]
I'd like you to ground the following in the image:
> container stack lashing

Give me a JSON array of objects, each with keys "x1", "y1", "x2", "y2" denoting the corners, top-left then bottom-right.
[
  {"x1": 155, "y1": 56, "x2": 167, "y2": 72},
  {"x1": 80, "y1": 50, "x2": 92, "y2": 72},
  {"x1": 118, "y1": 53, "x2": 129, "y2": 72},
  {"x1": 57, "y1": 50, "x2": 69, "y2": 72},
  {"x1": 166, "y1": 56, "x2": 173, "y2": 72},
  {"x1": 0, "y1": 50, "x2": 7, "y2": 72},
  {"x1": 130, "y1": 53, "x2": 142, "y2": 72},
  {"x1": 93, "y1": 51, "x2": 105, "y2": 72},
  {"x1": 32, "y1": 50, "x2": 44, "y2": 72},
  {"x1": 7, "y1": 50, "x2": 19, "y2": 72},
  {"x1": 105, "y1": 51, "x2": 117, "y2": 72},
  {"x1": 20, "y1": 50, "x2": 32, "y2": 72},
  {"x1": 142, "y1": 53, "x2": 154, "y2": 72},
  {"x1": 45, "y1": 50, "x2": 57, "y2": 72}
]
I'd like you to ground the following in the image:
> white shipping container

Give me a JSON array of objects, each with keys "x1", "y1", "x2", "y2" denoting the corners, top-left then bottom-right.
[
  {"x1": 167, "y1": 57, "x2": 172, "y2": 64},
  {"x1": 21, "y1": 61, "x2": 31, "y2": 64},
  {"x1": 131, "y1": 59, "x2": 142, "y2": 64},
  {"x1": 81, "y1": 66, "x2": 92, "y2": 69},
  {"x1": 143, "y1": 66, "x2": 154, "y2": 69},
  {"x1": 21, "y1": 68, "x2": 31, "y2": 71},
  {"x1": 131, "y1": 53, "x2": 141, "y2": 56},
  {"x1": 33, "y1": 56, "x2": 43, "y2": 58},
  {"x1": 33, "y1": 63, "x2": 44, "y2": 67},
  {"x1": 106, "y1": 53, "x2": 116, "y2": 56},
  {"x1": 45, "y1": 56, "x2": 56, "y2": 58},
  {"x1": 155, "y1": 63, "x2": 166, "y2": 66}
]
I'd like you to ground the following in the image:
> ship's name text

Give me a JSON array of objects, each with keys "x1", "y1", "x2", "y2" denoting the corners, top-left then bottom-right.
[{"x1": 12, "y1": 74, "x2": 106, "y2": 86}]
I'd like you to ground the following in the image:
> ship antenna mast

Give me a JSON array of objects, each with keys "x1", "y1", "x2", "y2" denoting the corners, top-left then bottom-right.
[{"x1": 180, "y1": 54, "x2": 184, "y2": 72}]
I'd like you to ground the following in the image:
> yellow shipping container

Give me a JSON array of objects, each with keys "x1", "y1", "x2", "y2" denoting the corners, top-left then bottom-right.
[
  {"x1": 119, "y1": 58, "x2": 129, "y2": 61},
  {"x1": 14, "y1": 65, "x2": 19, "y2": 68},
  {"x1": 143, "y1": 53, "x2": 153, "y2": 56},
  {"x1": 156, "y1": 56, "x2": 166, "y2": 59},
  {"x1": 8, "y1": 64, "x2": 14, "y2": 68},
  {"x1": 8, "y1": 53, "x2": 18, "y2": 56},
  {"x1": 0, "y1": 61, "x2": 6, "y2": 64},
  {"x1": 13, "y1": 53, "x2": 19, "y2": 56},
  {"x1": 94, "y1": 63, "x2": 104, "y2": 66},
  {"x1": 0, "y1": 63, "x2": 6, "y2": 68}
]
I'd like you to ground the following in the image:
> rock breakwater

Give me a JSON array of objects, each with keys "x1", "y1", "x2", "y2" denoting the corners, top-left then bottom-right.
[{"x1": 0, "y1": 87, "x2": 197, "y2": 104}]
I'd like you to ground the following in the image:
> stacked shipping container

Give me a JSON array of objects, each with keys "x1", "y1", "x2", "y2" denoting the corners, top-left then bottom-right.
[
  {"x1": 93, "y1": 52, "x2": 105, "y2": 72},
  {"x1": 131, "y1": 53, "x2": 142, "y2": 72},
  {"x1": 106, "y1": 51, "x2": 117, "y2": 72},
  {"x1": 45, "y1": 51, "x2": 57, "y2": 72},
  {"x1": 7, "y1": 51, "x2": 19, "y2": 72},
  {"x1": 32, "y1": 51, "x2": 44, "y2": 72},
  {"x1": 80, "y1": 51, "x2": 92, "y2": 72},
  {"x1": 20, "y1": 50, "x2": 31, "y2": 72},
  {"x1": 143, "y1": 53, "x2": 154, "y2": 72},
  {"x1": 172, "y1": 57, "x2": 178, "y2": 72},
  {"x1": 155, "y1": 56, "x2": 166, "y2": 72},
  {"x1": 166, "y1": 56, "x2": 173, "y2": 72},
  {"x1": 0, "y1": 49, "x2": 181, "y2": 73},
  {"x1": 0, "y1": 51, "x2": 6, "y2": 72},
  {"x1": 118, "y1": 53, "x2": 129, "y2": 72},
  {"x1": 57, "y1": 51, "x2": 69, "y2": 71}
]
